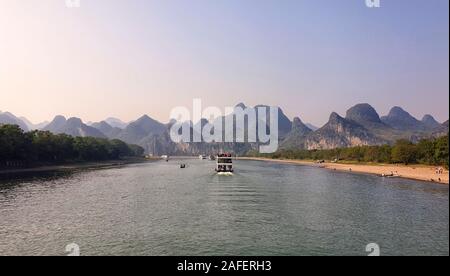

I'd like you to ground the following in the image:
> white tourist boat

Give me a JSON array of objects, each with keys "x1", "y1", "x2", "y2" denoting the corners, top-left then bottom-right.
[{"x1": 215, "y1": 153, "x2": 234, "y2": 175}]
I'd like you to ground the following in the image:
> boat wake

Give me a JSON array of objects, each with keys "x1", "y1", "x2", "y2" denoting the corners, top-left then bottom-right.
[{"x1": 217, "y1": 172, "x2": 234, "y2": 176}]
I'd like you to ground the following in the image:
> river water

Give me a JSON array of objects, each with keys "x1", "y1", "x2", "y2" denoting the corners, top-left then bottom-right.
[{"x1": 0, "y1": 159, "x2": 448, "y2": 256}]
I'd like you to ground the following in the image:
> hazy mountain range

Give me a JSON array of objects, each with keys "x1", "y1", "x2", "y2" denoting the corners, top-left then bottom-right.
[
  {"x1": 42, "y1": 116, "x2": 107, "y2": 139},
  {"x1": 1, "y1": 104, "x2": 448, "y2": 155},
  {"x1": 0, "y1": 111, "x2": 30, "y2": 132}
]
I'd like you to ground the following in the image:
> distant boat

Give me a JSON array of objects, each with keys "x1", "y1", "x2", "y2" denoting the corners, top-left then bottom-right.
[
  {"x1": 215, "y1": 153, "x2": 233, "y2": 175},
  {"x1": 199, "y1": 155, "x2": 207, "y2": 160},
  {"x1": 381, "y1": 173, "x2": 400, "y2": 178}
]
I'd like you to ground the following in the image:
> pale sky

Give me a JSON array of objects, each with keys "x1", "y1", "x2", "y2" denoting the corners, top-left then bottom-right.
[{"x1": 0, "y1": 0, "x2": 448, "y2": 126}]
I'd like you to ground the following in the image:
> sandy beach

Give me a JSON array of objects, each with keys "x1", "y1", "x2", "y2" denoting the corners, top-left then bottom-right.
[{"x1": 240, "y1": 157, "x2": 449, "y2": 184}]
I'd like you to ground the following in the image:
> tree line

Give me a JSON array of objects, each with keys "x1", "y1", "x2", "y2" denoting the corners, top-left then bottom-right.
[
  {"x1": 249, "y1": 135, "x2": 449, "y2": 169},
  {"x1": 0, "y1": 124, "x2": 144, "y2": 167}
]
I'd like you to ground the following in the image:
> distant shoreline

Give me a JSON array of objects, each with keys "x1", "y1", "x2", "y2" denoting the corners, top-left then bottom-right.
[
  {"x1": 239, "y1": 157, "x2": 449, "y2": 184},
  {"x1": 0, "y1": 158, "x2": 157, "y2": 176}
]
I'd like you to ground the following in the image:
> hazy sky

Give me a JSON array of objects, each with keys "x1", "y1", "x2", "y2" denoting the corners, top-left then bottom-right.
[{"x1": 0, "y1": 0, "x2": 448, "y2": 126}]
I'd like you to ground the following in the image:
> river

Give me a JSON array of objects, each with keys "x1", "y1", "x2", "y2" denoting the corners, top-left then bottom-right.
[{"x1": 0, "y1": 159, "x2": 448, "y2": 256}]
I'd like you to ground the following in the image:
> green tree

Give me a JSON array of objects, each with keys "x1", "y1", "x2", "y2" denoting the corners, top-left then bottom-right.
[
  {"x1": 1, "y1": 124, "x2": 144, "y2": 167},
  {"x1": 417, "y1": 139, "x2": 435, "y2": 164},
  {"x1": 389, "y1": 140, "x2": 417, "y2": 165},
  {"x1": 434, "y1": 135, "x2": 449, "y2": 169},
  {"x1": 0, "y1": 124, "x2": 31, "y2": 161}
]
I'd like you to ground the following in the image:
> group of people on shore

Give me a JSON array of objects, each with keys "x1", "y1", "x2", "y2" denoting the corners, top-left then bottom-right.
[
  {"x1": 432, "y1": 167, "x2": 446, "y2": 183},
  {"x1": 435, "y1": 167, "x2": 445, "y2": 174}
]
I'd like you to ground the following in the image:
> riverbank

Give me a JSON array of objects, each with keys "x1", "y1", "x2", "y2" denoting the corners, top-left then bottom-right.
[
  {"x1": 0, "y1": 157, "x2": 158, "y2": 175},
  {"x1": 239, "y1": 157, "x2": 449, "y2": 184}
]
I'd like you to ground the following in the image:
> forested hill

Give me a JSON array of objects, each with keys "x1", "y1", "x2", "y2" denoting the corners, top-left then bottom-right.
[{"x1": 0, "y1": 124, "x2": 144, "y2": 168}]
